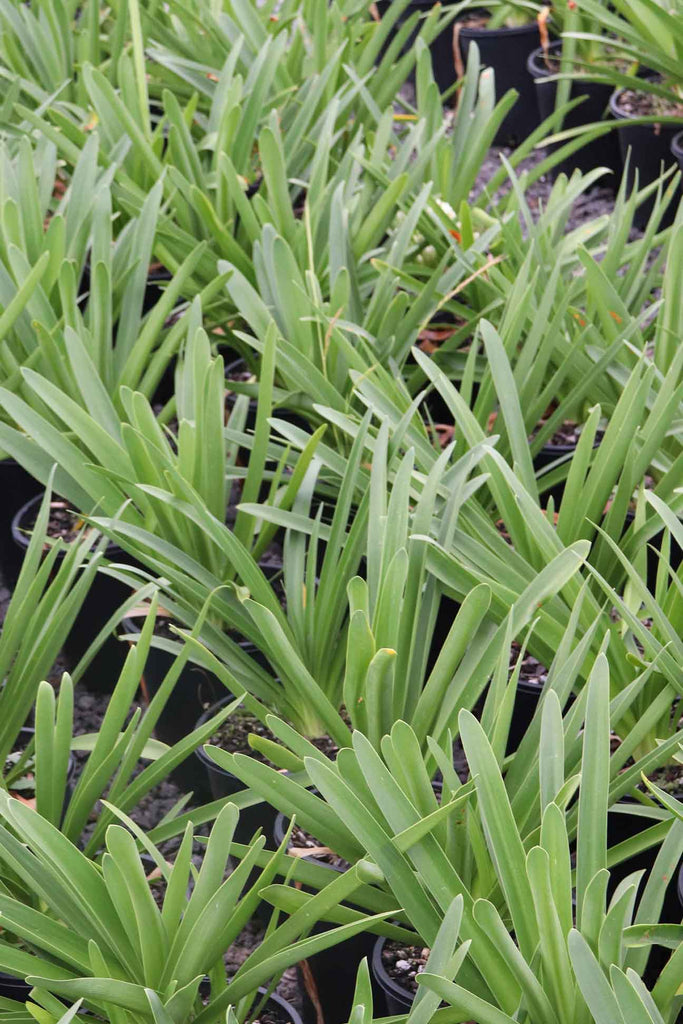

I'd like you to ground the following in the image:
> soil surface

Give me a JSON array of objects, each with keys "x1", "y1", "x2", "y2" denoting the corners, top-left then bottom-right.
[
  {"x1": 381, "y1": 941, "x2": 430, "y2": 994},
  {"x1": 225, "y1": 364, "x2": 258, "y2": 408},
  {"x1": 510, "y1": 642, "x2": 548, "y2": 688},
  {"x1": 545, "y1": 422, "x2": 585, "y2": 447},
  {"x1": 638, "y1": 760, "x2": 683, "y2": 798},
  {"x1": 615, "y1": 89, "x2": 683, "y2": 120},
  {"x1": 211, "y1": 708, "x2": 279, "y2": 762},
  {"x1": 532, "y1": 420, "x2": 605, "y2": 449},
  {"x1": 287, "y1": 824, "x2": 350, "y2": 871},
  {"x1": 252, "y1": 1002, "x2": 295, "y2": 1024},
  {"x1": 211, "y1": 708, "x2": 347, "y2": 764},
  {"x1": 458, "y1": 13, "x2": 489, "y2": 29},
  {"x1": 473, "y1": 145, "x2": 616, "y2": 231},
  {"x1": 143, "y1": 863, "x2": 168, "y2": 911},
  {"x1": 19, "y1": 499, "x2": 88, "y2": 547}
]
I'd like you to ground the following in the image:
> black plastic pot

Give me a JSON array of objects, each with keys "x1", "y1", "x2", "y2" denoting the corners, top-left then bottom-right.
[
  {"x1": 459, "y1": 19, "x2": 541, "y2": 145},
  {"x1": 375, "y1": 1, "x2": 460, "y2": 96},
  {"x1": 0, "y1": 974, "x2": 32, "y2": 1003},
  {"x1": 528, "y1": 43, "x2": 621, "y2": 179},
  {"x1": 259, "y1": 990, "x2": 304, "y2": 1024},
  {"x1": 0, "y1": 458, "x2": 41, "y2": 584},
  {"x1": 273, "y1": 814, "x2": 381, "y2": 1024},
  {"x1": 673, "y1": 130, "x2": 683, "y2": 173},
  {"x1": 121, "y1": 616, "x2": 224, "y2": 796},
  {"x1": 371, "y1": 936, "x2": 415, "y2": 1016},
  {"x1": 197, "y1": 984, "x2": 302, "y2": 1024},
  {"x1": 11, "y1": 495, "x2": 135, "y2": 693},
  {"x1": 608, "y1": 797, "x2": 681, "y2": 985},
  {"x1": 608, "y1": 798, "x2": 680, "y2": 914},
  {"x1": 609, "y1": 88, "x2": 681, "y2": 228},
  {"x1": 506, "y1": 679, "x2": 544, "y2": 754},
  {"x1": 534, "y1": 440, "x2": 578, "y2": 509},
  {"x1": 78, "y1": 264, "x2": 172, "y2": 317},
  {"x1": 623, "y1": 509, "x2": 682, "y2": 593},
  {"x1": 194, "y1": 694, "x2": 285, "y2": 844}
]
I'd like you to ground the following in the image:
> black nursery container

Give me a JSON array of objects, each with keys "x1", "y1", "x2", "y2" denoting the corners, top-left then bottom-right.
[
  {"x1": 608, "y1": 798, "x2": 682, "y2": 986},
  {"x1": 375, "y1": 1, "x2": 460, "y2": 96},
  {"x1": 0, "y1": 974, "x2": 32, "y2": 1003},
  {"x1": 371, "y1": 937, "x2": 415, "y2": 1016},
  {"x1": 506, "y1": 678, "x2": 544, "y2": 754},
  {"x1": 607, "y1": 799, "x2": 680, "y2": 915},
  {"x1": 194, "y1": 694, "x2": 284, "y2": 845},
  {"x1": 609, "y1": 88, "x2": 681, "y2": 228},
  {"x1": 273, "y1": 813, "x2": 382, "y2": 1024},
  {"x1": 256, "y1": 991, "x2": 304, "y2": 1024},
  {"x1": 11, "y1": 495, "x2": 134, "y2": 694},
  {"x1": 0, "y1": 458, "x2": 41, "y2": 585},
  {"x1": 673, "y1": 131, "x2": 683, "y2": 174},
  {"x1": 458, "y1": 19, "x2": 541, "y2": 146},
  {"x1": 196, "y1": 985, "x2": 303, "y2": 1024},
  {"x1": 528, "y1": 43, "x2": 621, "y2": 179},
  {"x1": 121, "y1": 616, "x2": 223, "y2": 796},
  {"x1": 625, "y1": 510, "x2": 683, "y2": 593},
  {"x1": 533, "y1": 439, "x2": 579, "y2": 509}
]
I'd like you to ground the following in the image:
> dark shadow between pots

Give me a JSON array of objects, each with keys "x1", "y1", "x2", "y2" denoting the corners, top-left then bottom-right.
[{"x1": 272, "y1": 811, "x2": 383, "y2": 1024}]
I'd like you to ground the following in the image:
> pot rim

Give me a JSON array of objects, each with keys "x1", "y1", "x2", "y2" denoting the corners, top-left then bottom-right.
[
  {"x1": 195, "y1": 982, "x2": 302, "y2": 1024},
  {"x1": 458, "y1": 16, "x2": 540, "y2": 39},
  {"x1": 273, "y1": 798, "x2": 347, "y2": 875},
  {"x1": 671, "y1": 128, "x2": 683, "y2": 154},
  {"x1": 526, "y1": 40, "x2": 564, "y2": 78},
  {"x1": 608, "y1": 82, "x2": 683, "y2": 124},
  {"x1": 194, "y1": 692, "x2": 278, "y2": 777},
  {"x1": 194, "y1": 695, "x2": 239, "y2": 775},
  {"x1": 371, "y1": 935, "x2": 418, "y2": 1007},
  {"x1": 11, "y1": 493, "x2": 122, "y2": 556},
  {"x1": 263, "y1": 989, "x2": 305, "y2": 1024}
]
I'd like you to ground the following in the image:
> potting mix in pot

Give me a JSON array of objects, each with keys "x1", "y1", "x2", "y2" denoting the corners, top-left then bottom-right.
[{"x1": 0, "y1": 1, "x2": 680, "y2": 1022}]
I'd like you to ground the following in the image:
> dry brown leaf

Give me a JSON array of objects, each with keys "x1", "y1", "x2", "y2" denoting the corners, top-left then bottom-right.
[{"x1": 286, "y1": 846, "x2": 335, "y2": 859}]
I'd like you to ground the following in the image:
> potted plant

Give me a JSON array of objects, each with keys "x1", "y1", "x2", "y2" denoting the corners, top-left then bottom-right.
[
  {"x1": 0, "y1": 797, "x2": 380, "y2": 1023},
  {"x1": 558, "y1": 0, "x2": 683, "y2": 223},
  {"x1": 220, "y1": 649, "x2": 683, "y2": 1000},
  {"x1": 373, "y1": 0, "x2": 471, "y2": 97},
  {"x1": 0, "y1": 589, "x2": 237, "y2": 853},
  {"x1": 0, "y1": 482, "x2": 155, "y2": 775},
  {"x1": 9, "y1": 493, "x2": 141, "y2": 692},
  {"x1": 271, "y1": 807, "x2": 411, "y2": 1024},
  {"x1": 526, "y1": 0, "x2": 623, "y2": 177}
]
